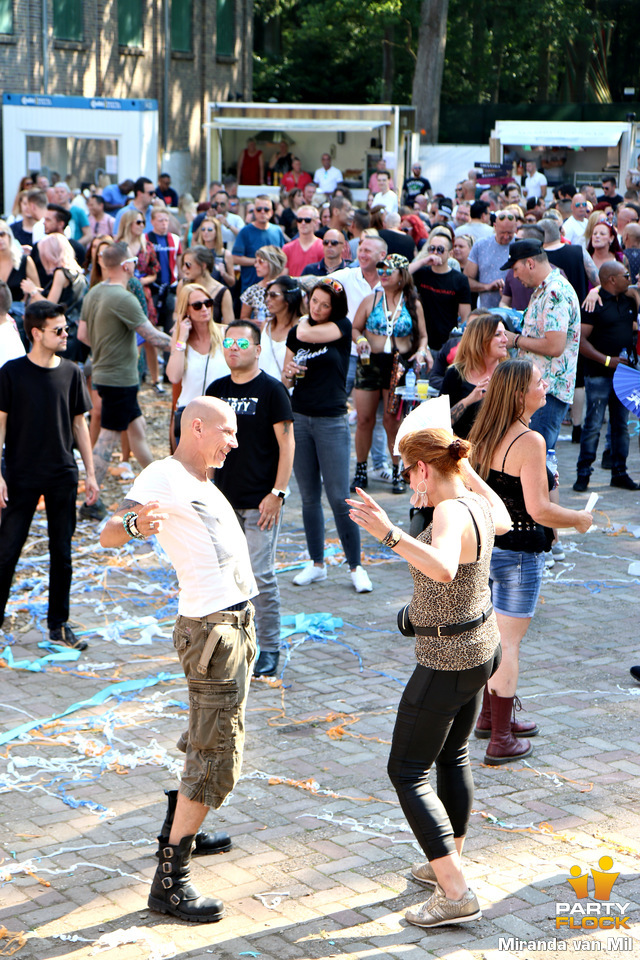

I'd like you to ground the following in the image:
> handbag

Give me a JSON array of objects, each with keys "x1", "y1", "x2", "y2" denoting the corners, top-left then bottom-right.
[
  {"x1": 386, "y1": 336, "x2": 406, "y2": 415},
  {"x1": 397, "y1": 603, "x2": 415, "y2": 638}
]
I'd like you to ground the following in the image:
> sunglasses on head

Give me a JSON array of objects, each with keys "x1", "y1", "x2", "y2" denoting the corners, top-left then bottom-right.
[
  {"x1": 427, "y1": 244, "x2": 446, "y2": 254},
  {"x1": 189, "y1": 298, "x2": 214, "y2": 310},
  {"x1": 222, "y1": 337, "x2": 251, "y2": 349},
  {"x1": 323, "y1": 239, "x2": 341, "y2": 247},
  {"x1": 318, "y1": 278, "x2": 343, "y2": 293}
]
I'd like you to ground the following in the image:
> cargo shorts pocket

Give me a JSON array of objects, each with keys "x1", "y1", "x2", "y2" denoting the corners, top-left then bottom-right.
[{"x1": 187, "y1": 677, "x2": 239, "y2": 753}]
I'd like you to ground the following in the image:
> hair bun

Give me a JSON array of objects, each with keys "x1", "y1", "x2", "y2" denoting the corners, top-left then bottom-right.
[{"x1": 448, "y1": 437, "x2": 470, "y2": 461}]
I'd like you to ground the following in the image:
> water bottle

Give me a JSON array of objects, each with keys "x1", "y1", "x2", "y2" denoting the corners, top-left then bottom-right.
[
  {"x1": 620, "y1": 348, "x2": 629, "y2": 362},
  {"x1": 405, "y1": 367, "x2": 417, "y2": 401},
  {"x1": 257, "y1": 303, "x2": 267, "y2": 325},
  {"x1": 546, "y1": 448, "x2": 559, "y2": 489}
]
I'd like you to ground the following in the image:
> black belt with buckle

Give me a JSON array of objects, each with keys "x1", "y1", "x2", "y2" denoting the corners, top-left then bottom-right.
[{"x1": 413, "y1": 604, "x2": 493, "y2": 638}]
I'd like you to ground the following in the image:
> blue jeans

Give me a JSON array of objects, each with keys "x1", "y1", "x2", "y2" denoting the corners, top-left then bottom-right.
[
  {"x1": 490, "y1": 547, "x2": 545, "y2": 619},
  {"x1": 293, "y1": 412, "x2": 361, "y2": 569},
  {"x1": 235, "y1": 508, "x2": 282, "y2": 653},
  {"x1": 529, "y1": 392, "x2": 569, "y2": 450},
  {"x1": 577, "y1": 376, "x2": 629, "y2": 478}
]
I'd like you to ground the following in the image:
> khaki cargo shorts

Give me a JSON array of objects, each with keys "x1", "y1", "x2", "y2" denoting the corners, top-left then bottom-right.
[{"x1": 173, "y1": 604, "x2": 256, "y2": 809}]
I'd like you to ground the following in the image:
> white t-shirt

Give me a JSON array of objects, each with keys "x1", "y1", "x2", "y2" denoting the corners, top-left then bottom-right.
[
  {"x1": 562, "y1": 215, "x2": 587, "y2": 245},
  {"x1": 259, "y1": 324, "x2": 287, "y2": 380},
  {"x1": 0, "y1": 320, "x2": 25, "y2": 368},
  {"x1": 218, "y1": 212, "x2": 245, "y2": 247},
  {"x1": 313, "y1": 165, "x2": 343, "y2": 194},
  {"x1": 372, "y1": 191, "x2": 398, "y2": 215},
  {"x1": 524, "y1": 171, "x2": 548, "y2": 200},
  {"x1": 176, "y1": 345, "x2": 229, "y2": 409},
  {"x1": 127, "y1": 458, "x2": 257, "y2": 617}
]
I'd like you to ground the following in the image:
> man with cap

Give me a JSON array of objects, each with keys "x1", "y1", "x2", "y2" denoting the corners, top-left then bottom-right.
[{"x1": 501, "y1": 239, "x2": 580, "y2": 452}]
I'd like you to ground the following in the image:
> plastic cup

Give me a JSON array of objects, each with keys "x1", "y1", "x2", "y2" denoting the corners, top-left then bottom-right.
[
  {"x1": 295, "y1": 362, "x2": 308, "y2": 380},
  {"x1": 417, "y1": 379, "x2": 430, "y2": 399}
]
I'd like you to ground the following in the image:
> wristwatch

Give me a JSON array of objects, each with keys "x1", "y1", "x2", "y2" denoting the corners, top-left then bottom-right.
[{"x1": 271, "y1": 488, "x2": 286, "y2": 500}]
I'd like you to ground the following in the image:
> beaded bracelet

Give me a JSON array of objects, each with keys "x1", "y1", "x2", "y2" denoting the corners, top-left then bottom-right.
[{"x1": 122, "y1": 511, "x2": 145, "y2": 540}]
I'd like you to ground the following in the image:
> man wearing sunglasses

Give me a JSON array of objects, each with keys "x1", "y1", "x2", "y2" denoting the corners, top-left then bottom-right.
[
  {"x1": 232, "y1": 196, "x2": 285, "y2": 293},
  {"x1": 283, "y1": 206, "x2": 323, "y2": 276},
  {"x1": 0, "y1": 301, "x2": 98, "y2": 651},
  {"x1": 301, "y1": 228, "x2": 347, "y2": 277},
  {"x1": 465, "y1": 208, "x2": 517, "y2": 308},
  {"x1": 207, "y1": 321, "x2": 294, "y2": 678},
  {"x1": 412, "y1": 233, "x2": 471, "y2": 350},
  {"x1": 562, "y1": 193, "x2": 590, "y2": 245}
]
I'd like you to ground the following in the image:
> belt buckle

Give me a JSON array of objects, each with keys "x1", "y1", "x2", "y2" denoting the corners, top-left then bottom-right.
[{"x1": 437, "y1": 624, "x2": 445, "y2": 638}]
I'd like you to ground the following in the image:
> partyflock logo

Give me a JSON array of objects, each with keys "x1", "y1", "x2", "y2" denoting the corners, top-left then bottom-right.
[{"x1": 556, "y1": 857, "x2": 631, "y2": 930}]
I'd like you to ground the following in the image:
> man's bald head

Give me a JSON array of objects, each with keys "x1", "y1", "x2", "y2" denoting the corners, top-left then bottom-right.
[
  {"x1": 182, "y1": 396, "x2": 232, "y2": 432},
  {"x1": 599, "y1": 260, "x2": 628, "y2": 291}
]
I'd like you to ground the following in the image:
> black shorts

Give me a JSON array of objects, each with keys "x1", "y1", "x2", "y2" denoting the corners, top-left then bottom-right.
[
  {"x1": 354, "y1": 351, "x2": 411, "y2": 392},
  {"x1": 96, "y1": 384, "x2": 142, "y2": 432}
]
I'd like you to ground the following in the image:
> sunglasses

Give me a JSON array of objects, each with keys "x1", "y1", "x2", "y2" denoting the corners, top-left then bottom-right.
[
  {"x1": 265, "y1": 290, "x2": 282, "y2": 298},
  {"x1": 323, "y1": 239, "x2": 341, "y2": 247},
  {"x1": 122, "y1": 257, "x2": 138, "y2": 265},
  {"x1": 189, "y1": 298, "x2": 214, "y2": 310},
  {"x1": 401, "y1": 463, "x2": 416, "y2": 483},
  {"x1": 51, "y1": 325, "x2": 70, "y2": 336},
  {"x1": 318, "y1": 278, "x2": 343, "y2": 293},
  {"x1": 183, "y1": 261, "x2": 196, "y2": 268},
  {"x1": 222, "y1": 337, "x2": 251, "y2": 349},
  {"x1": 376, "y1": 267, "x2": 394, "y2": 276},
  {"x1": 574, "y1": 202, "x2": 588, "y2": 208},
  {"x1": 212, "y1": 202, "x2": 226, "y2": 208},
  {"x1": 495, "y1": 212, "x2": 516, "y2": 220},
  {"x1": 296, "y1": 216, "x2": 315, "y2": 224},
  {"x1": 254, "y1": 206, "x2": 271, "y2": 213},
  {"x1": 134, "y1": 219, "x2": 145, "y2": 225},
  {"x1": 427, "y1": 245, "x2": 446, "y2": 254}
]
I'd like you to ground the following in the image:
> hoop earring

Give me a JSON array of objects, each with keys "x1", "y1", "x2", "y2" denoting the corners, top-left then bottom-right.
[{"x1": 410, "y1": 478, "x2": 428, "y2": 509}]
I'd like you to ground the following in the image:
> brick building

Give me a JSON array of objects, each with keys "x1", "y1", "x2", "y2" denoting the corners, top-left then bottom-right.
[{"x1": 0, "y1": 0, "x2": 253, "y2": 196}]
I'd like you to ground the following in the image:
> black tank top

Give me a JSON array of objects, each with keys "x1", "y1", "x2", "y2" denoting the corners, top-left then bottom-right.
[{"x1": 487, "y1": 432, "x2": 554, "y2": 553}]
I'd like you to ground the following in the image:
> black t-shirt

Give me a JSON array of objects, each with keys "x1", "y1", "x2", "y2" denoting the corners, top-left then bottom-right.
[
  {"x1": 286, "y1": 316, "x2": 352, "y2": 417},
  {"x1": 412, "y1": 266, "x2": 471, "y2": 350},
  {"x1": 207, "y1": 371, "x2": 293, "y2": 509},
  {"x1": 403, "y1": 176, "x2": 431, "y2": 203},
  {"x1": 546, "y1": 244, "x2": 587, "y2": 303},
  {"x1": 10, "y1": 221, "x2": 32, "y2": 246},
  {"x1": 597, "y1": 192, "x2": 624, "y2": 209},
  {"x1": 440, "y1": 365, "x2": 480, "y2": 439},
  {"x1": 581, "y1": 291, "x2": 637, "y2": 378},
  {"x1": 0, "y1": 356, "x2": 91, "y2": 486},
  {"x1": 378, "y1": 229, "x2": 416, "y2": 261}
]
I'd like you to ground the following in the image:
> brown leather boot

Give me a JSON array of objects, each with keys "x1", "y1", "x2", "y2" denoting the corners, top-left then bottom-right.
[
  {"x1": 474, "y1": 689, "x2": 538, "y2": 739},
  {"x1": 484, "y1": 693, "x2": 533, "y2": 765}
]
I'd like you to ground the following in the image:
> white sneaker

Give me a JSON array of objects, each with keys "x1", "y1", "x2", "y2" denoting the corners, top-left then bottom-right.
[
  {"x1": 371, "y1": 464, "x2": 393, "y2": 483},
  {"x1": 551, "y1": 541, "x2": 565, "y2": 561},
  {"x1": 292, "y1": 562, "x2": 327, "y2": 586},
  {"x1": 350, "y1": 565, "x2": 373, "y2": 593},
  {"x1": 543, "y1": 551, "x2": 555, "y2": 568}
]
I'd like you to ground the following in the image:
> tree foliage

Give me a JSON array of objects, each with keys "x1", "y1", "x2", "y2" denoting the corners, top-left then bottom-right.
[{"x1": 253, "y1": 0, "x2": 640, "y2": 109}]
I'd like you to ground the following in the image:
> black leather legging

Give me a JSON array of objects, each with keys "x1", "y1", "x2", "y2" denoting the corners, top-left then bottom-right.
[{"x1": 387, "y1": 649, "x2": 501, "y2": 861}]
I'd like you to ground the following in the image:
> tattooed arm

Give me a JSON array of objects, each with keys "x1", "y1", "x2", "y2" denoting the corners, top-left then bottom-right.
[
  {"x1": 99, "y1": 498, "x2": 168, "y2": 548},
  {"x1": 137, "y1": 320, "x2": 172, "y2": 350}
]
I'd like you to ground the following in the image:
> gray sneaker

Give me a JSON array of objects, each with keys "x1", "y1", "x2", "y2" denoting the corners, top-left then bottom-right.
[
  {"x1": 405, "y1": 884, "x2": 481, "y2": 928},
  {"x1": 411, "y1": 861, "x2": 437, "y2": 888}
]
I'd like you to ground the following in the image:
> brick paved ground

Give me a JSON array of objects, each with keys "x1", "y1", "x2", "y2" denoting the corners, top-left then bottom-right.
[{"x1": 1, "y1": 389, "x2": 639, "y2": 960}]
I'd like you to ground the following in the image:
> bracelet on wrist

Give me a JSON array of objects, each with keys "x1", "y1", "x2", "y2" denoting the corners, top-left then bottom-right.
[
  {"x1": 356, "y1": 336, "x2": 368, "y2": 344},
  {"x1": 381, "y1": 526, "x2": 402, "y2": 549},
  {"x1": 514, "y1": 334, "x2": 521, "y2": 348},
  {"x1": 605, "y1": 355, "x2": 611, "y2": 367},
  {"x1": 122, "y1": 511, "x2": 145, "y2": 540},
  {"x1": 174, "y1": 340, "x2": 186, "y2": 352}
]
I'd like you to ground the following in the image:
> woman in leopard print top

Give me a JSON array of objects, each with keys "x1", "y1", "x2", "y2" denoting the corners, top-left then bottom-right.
[{"x1": 347, "y1": 427, "x2": 511, "y2": 928}]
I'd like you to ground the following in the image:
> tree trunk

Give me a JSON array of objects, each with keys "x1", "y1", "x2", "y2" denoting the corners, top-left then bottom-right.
[
  {"x1": 412, "y1": 0, "x2": 451, "y2": 143},
  {"x1": 382, "y1": 25, "x2": 395, "y2": 102}
]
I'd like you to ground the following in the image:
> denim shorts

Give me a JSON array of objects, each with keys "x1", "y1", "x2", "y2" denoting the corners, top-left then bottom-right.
[{"x1": 490, "y1": 547, "x2": 545, "y2": 619}]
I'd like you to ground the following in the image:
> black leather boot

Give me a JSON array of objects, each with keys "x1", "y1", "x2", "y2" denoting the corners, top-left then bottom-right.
[
  {"x1": 148, "y1": 834, "x2": 225, "y2": 922},
  {"x1": 156, "y1": 790, "x2": 231, "y2": 857}
]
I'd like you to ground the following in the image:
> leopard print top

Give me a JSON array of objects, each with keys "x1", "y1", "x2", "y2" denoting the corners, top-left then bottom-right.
[{"x1": 408, "y1": 493, "x2": 500, "y2": 671}]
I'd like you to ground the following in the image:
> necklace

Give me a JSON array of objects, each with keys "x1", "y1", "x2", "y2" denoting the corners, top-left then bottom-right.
[{"x1": 382, "y1": 291, "x2": 404, "y2": 354}]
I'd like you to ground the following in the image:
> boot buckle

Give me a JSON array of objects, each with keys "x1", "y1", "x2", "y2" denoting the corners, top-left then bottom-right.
[
  {"x1": 161, "y1": 861, "x2": 172, "y2": 873},
  {"x1": 170, "y1": 893, "x2": 181, "y2": 906},
  {"x1": 161, "y1": 877, "x2": 173, "y2": 889},
  {"x1": 161, "y1": 845, "x2": 173, "y2": 857}
]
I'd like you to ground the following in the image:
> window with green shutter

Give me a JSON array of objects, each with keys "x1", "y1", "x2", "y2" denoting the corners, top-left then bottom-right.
[
  {"x1": 171, "y1": 0, "x2": 193, "y2": 53},
  {"x1": 53, "y1": 0, "x2": 83, "y2": 41},
  {"x1": 118, "y1": 0, "x2": 143, "y2": 47},
  {"x1": 217, "y1": 0, "x2": 235, "y2": 57},
  {"x1": 0, "y1": 0, "x2": 13, "y2": 35}
]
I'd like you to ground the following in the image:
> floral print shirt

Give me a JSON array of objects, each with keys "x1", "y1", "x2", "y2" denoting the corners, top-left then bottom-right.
[{"x1": 520, "y1": 268, "x2": 580, "y2": 403}]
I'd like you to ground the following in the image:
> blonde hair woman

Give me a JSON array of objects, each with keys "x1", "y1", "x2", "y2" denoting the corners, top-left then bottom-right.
[
  {"x1": 192, "y1": 215, "x2": 235, "y2": 287},
  {"x1": 0, "y1": 217, "x2": 38, "y2": 303},
  {"x1": 240, "y1": 244, "x2": 287, "y2": 321},
  {"x1": 440, "y1": 312, "x2": 509, "y2": 438},
  {"x1": 166, "y1": 283, "x2": 229, "y2": 443}
]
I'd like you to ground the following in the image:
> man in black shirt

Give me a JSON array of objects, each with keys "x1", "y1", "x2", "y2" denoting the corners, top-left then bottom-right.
[
  {"x1": 31, "y1": 205, "x2": 85, "y2": 286},
  {"x1": 412, "y1": 233, "x2": 471, "y2": 350},
  {"x1": 207, "y1": 321, "x2": 294, "y2": 677},
  {"x1": 597, "y1": 176, "x2": 624, "y2": 210},
  {"x1": 402, "y1": 163, "x2": 431, "y2": 206},
  {"x1": 574, "y1": 262, "x2": 640, "y2": 492},
  {"x1": 302, "y1": 229, "x2": 348, "y2": 276},
  {"x1": 0, "y1": 301, "x2": 98, "y2": 649}
]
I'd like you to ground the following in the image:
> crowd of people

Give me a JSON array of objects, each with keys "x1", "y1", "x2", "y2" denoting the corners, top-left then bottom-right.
[{"x1": 0, "y1": 154, "x2": 638, "y2": 930}]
